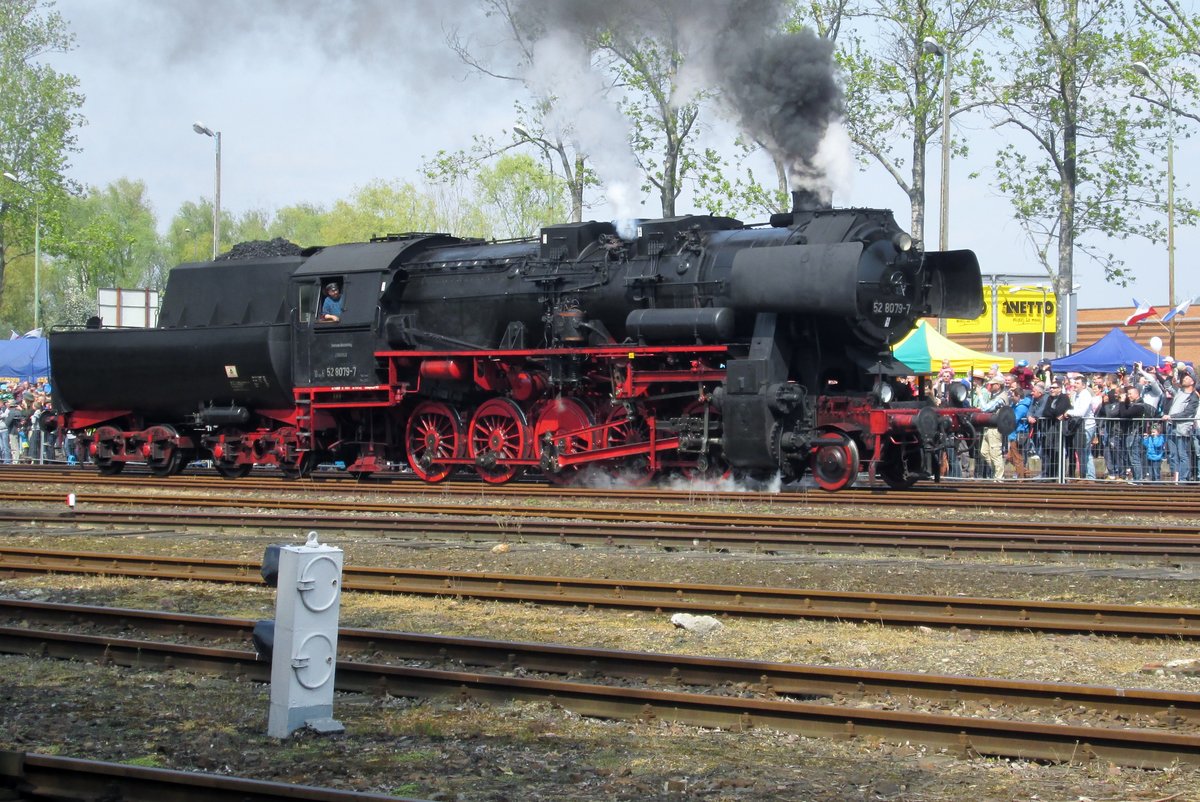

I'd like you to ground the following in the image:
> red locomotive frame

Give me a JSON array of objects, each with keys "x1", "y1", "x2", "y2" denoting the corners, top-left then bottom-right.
[{"x1": 66, "y1": 340, "x2": 1007, "y2": 491}]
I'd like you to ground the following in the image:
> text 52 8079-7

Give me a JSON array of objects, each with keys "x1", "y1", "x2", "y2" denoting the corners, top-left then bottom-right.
[{"x1": 873, "y1": 301, "x2": 911, "y2": 315}]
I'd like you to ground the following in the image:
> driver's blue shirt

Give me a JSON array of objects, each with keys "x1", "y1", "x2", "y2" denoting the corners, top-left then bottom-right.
[{"x1": 321, "y1": 295, "x2": 343, "y2": 318}]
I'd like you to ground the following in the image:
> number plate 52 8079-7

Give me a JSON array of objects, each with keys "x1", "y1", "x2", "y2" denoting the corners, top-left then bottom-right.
[{"x1": 872, "y1": 301, "x2": 911, "y2": 315}]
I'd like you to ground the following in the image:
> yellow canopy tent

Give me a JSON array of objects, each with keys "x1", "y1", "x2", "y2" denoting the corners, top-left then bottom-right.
[{"x1": 892, "y1": 319, "x2": 1015, "y2": 375}]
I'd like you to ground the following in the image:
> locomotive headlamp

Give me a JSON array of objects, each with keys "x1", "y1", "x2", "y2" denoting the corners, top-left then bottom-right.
[
  {"x1": 947, "y1": 380, "x2": 969, "y2": 407},
  {"x1": 892, "y1": 232, "x2": 913, "y2": 252},
  {"x1": 872, "y1": 381, "x2": 894, "y2": 404}
]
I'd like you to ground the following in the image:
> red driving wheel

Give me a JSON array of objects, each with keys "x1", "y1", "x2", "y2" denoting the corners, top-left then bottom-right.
[
  {"x1": 405, "y1": 401, "x2": 463, "y2": 483},
  {"x1": 600, "y1": 403, "x2": 656, "y2": 486},
  {"x1": 533, "y1": 397, "x2": 594, "y2": 485},
  {"x1": 468, "y1": 397, "x2": 529, "y2": 484}
]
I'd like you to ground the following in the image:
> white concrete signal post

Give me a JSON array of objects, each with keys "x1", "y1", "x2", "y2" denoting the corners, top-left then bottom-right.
[{"x1": 257, "y1": 532, "x2": 345, "y2": 738}]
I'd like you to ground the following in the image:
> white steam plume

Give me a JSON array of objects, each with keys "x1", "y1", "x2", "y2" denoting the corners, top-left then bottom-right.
[{"x1": 522, "y1": 31, "x2": 642, "y2": 237}]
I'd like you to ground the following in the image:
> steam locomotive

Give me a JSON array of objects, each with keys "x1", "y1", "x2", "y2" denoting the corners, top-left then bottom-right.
[{"x1": 49, "y1": 191, "x2": 1011, "y2": 490}]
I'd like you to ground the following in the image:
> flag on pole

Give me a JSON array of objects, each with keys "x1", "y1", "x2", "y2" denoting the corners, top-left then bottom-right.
[
  {"x1": 1123, "y1": 298, "x2": 1156, "y2": 326},
  {"x1": 1161, "y1": 297, "x2": 1194, "y2": 324}
]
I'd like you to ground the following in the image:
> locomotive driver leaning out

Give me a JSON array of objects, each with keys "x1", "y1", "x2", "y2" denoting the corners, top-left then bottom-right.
[{"x1": 320, "y1": 282, "x2": 342, "y2": 322}]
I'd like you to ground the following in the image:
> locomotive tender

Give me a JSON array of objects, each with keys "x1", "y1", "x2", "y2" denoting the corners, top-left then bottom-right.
[{"x1": 50, "y1": 191, "x2": 1010, "y2": 490}]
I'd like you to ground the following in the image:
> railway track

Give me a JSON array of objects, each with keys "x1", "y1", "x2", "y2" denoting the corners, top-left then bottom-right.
[
  {"x1": 3, "y1": 464, "x2": 1199, "y2": 514},
  {"x1": 3, "y1": 547, "x2": 1197, "y2": 638},
  {"x1": 0, "y1": 751, "x2": 424, "y2": 802},
  {"x1": 2, "y1": 491, "x2": 1200, "y2": 558},
  {"x1": 3, "y1": 599, "x2": 1199, "y2": 768}
]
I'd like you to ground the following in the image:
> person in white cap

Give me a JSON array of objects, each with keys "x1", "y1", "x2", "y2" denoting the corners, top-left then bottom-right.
[{"x1": 979, "y1": 375, "x2": 1010, "y2": 480}]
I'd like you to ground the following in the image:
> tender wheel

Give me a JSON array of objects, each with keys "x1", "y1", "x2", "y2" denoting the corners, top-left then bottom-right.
[
  {"x1": 146, "y1": 425, "x2": 181, "y2": 478},
  {"x1": 210, "y1": 428, "x2": 252, "y2": 478},
  {"x1": 468, "y1": 398, "x2": 529, "y2": 484},
  {"x1": 810, "y1": 432, "x2": 860, "y2": 491},
  {"x1": 92, "y1": 425, "x2": 124, "y2": 475},
  {"x1": 214, "y1": 462, "x2": 252, "y2": 479},
  {"x1": 601, "y1": 403, "x2": 656, "y2": 486},
  {"x1": 280, "y1": 451, "x2": 316, "y2": 480},
  {"x1": 533, "y1": 398, "x2": 594, "y2": 486},
  {"x1": 405, "y1": 401, "x2": 463, "y2": 483},
  {"x1": 149, "y1": 450, "x2": 182, "y2": 478},
  {"x1": 96, "y1": 460, "x2": 124, "y2": 476}
]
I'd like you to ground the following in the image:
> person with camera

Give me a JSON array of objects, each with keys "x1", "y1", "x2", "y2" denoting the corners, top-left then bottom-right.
[
  {"x1": 1162, "y1": 368, "x2": 1198, "y2": 483},
  {"x1": 1133, "y1": 361, "x2": 1165, "y2": 416}
]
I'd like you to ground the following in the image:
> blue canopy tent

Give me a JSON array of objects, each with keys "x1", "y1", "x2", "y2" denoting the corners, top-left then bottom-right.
[
  {"x1": 0, "y1": 337, "x2": 50, "y2": 384},
  {"x1": 1050, "y1": 328, "x2": 1160, "y2": 374}
]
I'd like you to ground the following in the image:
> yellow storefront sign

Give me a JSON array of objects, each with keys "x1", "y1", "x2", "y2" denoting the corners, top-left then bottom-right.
[{"x1": 945, "y1": 286, "x2": 1057, "y2": 335}]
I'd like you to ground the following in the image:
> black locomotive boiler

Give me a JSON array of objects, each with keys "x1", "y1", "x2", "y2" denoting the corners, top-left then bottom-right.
[{"x1": 49, "y1": 191, "x2": 1010, "y2": 490}]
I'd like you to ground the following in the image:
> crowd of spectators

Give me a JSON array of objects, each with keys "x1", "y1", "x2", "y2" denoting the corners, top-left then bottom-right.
[
  {"x1": 928, "y1": 356, "x2": 1200, "y2": 482},
  {"x1": 0, "y1": 380, "x2": 60, "y2": 464}
]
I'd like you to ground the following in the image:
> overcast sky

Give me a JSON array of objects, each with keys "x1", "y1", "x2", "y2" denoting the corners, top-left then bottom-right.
[{"x1": 45, "y1": 0, "x2": 1197, "y2": 315}]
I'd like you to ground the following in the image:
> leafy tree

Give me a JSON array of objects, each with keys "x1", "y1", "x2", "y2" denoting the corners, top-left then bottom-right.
[
  {"x1": 811, "y1": 0, "x2": 999, "y2": 243},
  {"x1": 268, "y1": 202, "x2": 327, "y2": 248},
  {"x1": 169, "y1": 198, "x2": 234, "y2": 263},
  {"x1": 166, "y1": 201, "x2": 219, "y2": 266},
  {"x1": 231, "y1": 208, "x2": 272, "y2": 245},
  {"x1": 692, "y1": 138, "x2": 787, "y2": 218},
  {"x1": 0, "y1": 0, "x2": 84, "y2": 318},
  {"x1": 985, "y1": 0, "x2": 1183, "y2": 354},
  {"x1": 319, "y1": 180, "x2": 446, "y2": 244},
  {"x1": 447, "y1": 1, "x2": 593, "y2": 221},
  {"x1": 36, "y1": 179, "x2": 163, "y2": 326},
  {"x1": 1137, "y1": 0, "x2": 1200, "y2": 80},
  {"x1": 601, "y1": 28, "x2": 705, "y2": 217},
  {"x1": 475, "y1": 152, "x2": 567, "y2": 237}
]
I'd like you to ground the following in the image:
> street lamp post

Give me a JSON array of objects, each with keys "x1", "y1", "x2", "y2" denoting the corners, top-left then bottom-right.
[
  {"x1": 922, "y1": 38, "x2": 952, "y2": 253},
  {"x1": 1131, "y1": 62, "x2": 1177, "y2": 356},
  {"x1": 192, "y1": 121, "x2": 221, "y2": 260},
  {"x1": 3, "y1": 171, "x2": 41, "y2": 331}
]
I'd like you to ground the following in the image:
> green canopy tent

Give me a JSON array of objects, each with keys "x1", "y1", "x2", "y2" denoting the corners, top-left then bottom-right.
[{"x1": 892, "y1": 320, "x2": 1014, "y2": 376}]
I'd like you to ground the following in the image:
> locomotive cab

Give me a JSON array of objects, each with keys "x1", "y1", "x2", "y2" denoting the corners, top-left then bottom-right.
[{"x1": 291, "y1": 244, "x2": 393, "y2": 389}]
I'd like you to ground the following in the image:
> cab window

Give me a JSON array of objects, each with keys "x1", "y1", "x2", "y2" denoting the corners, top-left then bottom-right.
[
  {"x1": 317, "y1": 277, "x2": 345, "y2": 323},
  {"x1": 298, "y1": 284, "x2": 318, "y2": 323}
]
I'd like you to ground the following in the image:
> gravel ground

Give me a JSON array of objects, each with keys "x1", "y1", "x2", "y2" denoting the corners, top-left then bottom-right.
[{"x1": 2, "y1": 494, "x2": 1200, "y2": 800}]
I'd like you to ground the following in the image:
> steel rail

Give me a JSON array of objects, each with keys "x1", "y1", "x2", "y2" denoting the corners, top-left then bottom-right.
[
  {"x1": 1, "y1": 506, "x2": 1197, "y2": 558},
  {"x1": 0, "y1": 751, "x2": 426, "y2": 802},
  {"x1": 4, "y1": 464, "x2": 1199, "y2": 514},
  {"x1": 2, "y1": 623, "x2": 1197, "y2": 768},
  {"x1": 3, "y1": 548, "x2": 1198, "y2": 638},
  {"x1": 2, "y1": 485, "x2": 1200, "y2": 542},
  {"x1": 5, "y1": 598, "x2": 1200, "y2": 725}
]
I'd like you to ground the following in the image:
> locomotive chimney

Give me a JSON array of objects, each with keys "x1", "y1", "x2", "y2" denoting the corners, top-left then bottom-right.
[{"x1": 790, "y1": 189, "x2": 828, "y2": 212}]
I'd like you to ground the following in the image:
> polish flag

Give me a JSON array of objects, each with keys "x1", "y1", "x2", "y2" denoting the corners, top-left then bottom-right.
[{"x1": 1124, "y1": 298, "x2": 1156, "y2": 326}]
